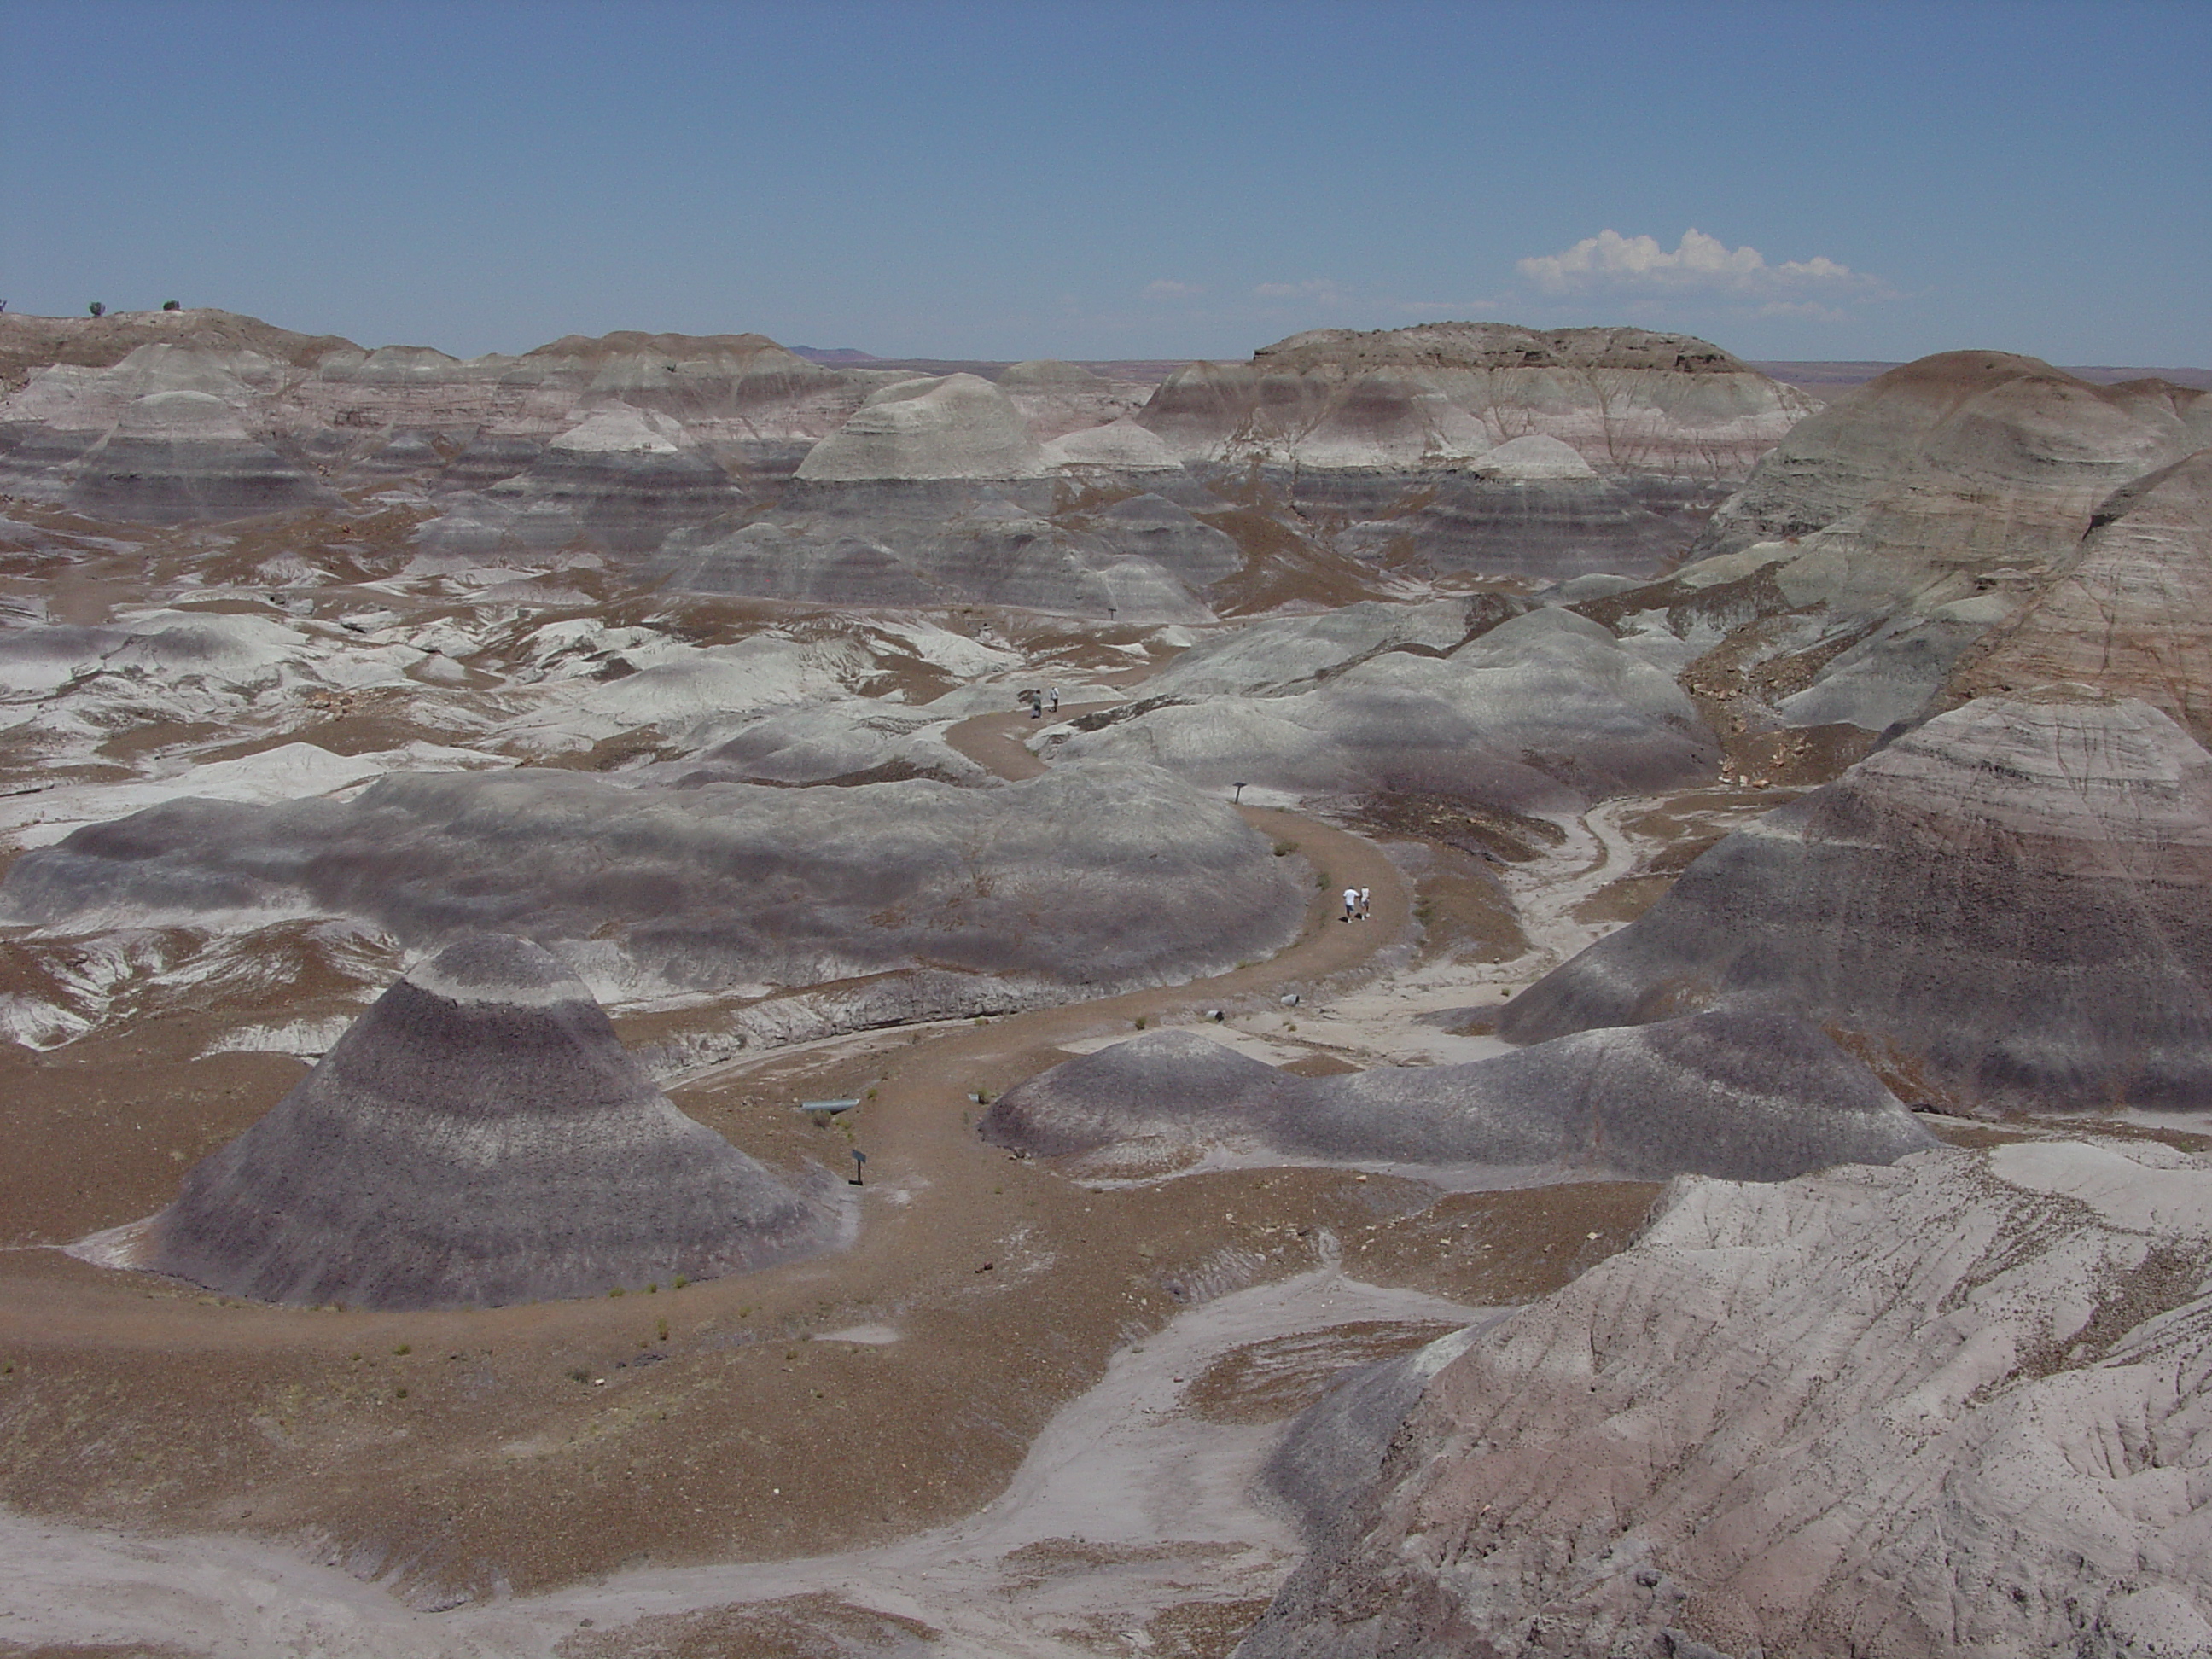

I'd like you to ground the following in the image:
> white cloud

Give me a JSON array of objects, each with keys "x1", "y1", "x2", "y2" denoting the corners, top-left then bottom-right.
[
  {"x1": 1516, "y1": 228, "x2": 1883, "y2": 302},
  {"x1": 1757, "y1": 299, "x2": 1853, "y2": 323},
  {"x1": 1393, "y1": 298, "x2": 1511, "y2": 315},
  {"x1": 1144, "y1": 279, "x2": 1203, "y2": 299},
  {"x1": 1254, "y1": 278, "x2": 1352, "y2": 303}
]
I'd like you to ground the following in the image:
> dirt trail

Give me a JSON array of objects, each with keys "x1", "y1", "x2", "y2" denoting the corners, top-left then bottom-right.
[
  {"x1": 944, "y1": 702, "x2": 1075, "y2": 780},
  {"x1": 770, "y1": 707, "x2": 1414, "y2": 1359}
]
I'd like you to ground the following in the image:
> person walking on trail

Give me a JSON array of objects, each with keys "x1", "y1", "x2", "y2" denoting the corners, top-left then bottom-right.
[
  {"x1": 1342, "y1": 886, "x2": 1359, "y2": 923},
  {"x1": 1358, "y1": 886, "x2": 1371, "y2": 920},
  {"x1": 1049, "y1": 687, "x2": 1060, "y2": 713}
]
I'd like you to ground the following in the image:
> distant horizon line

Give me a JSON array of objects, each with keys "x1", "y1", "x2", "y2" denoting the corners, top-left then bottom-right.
[{"x1": 2, "y1": 305, "x2": 2205, "y2": 389}]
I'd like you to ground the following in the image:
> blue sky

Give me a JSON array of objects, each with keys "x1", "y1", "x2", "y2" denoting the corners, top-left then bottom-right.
[{"x1": 3, "y1": 0, "x2": 2206, "y2": 365}]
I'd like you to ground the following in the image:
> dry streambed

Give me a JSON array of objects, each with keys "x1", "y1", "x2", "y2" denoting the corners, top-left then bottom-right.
[{"x1": 0, "y1": 1268, "x2": 1490, "y2": 1658}]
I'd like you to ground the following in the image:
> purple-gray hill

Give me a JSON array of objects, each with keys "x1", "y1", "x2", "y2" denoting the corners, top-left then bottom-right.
[
  {"x1": 980, "y1": 1008, "x2": 1933, "y2": 1183},
  {"x1": 147, "y1": 933, "x2": 829, "y2": 1310}
]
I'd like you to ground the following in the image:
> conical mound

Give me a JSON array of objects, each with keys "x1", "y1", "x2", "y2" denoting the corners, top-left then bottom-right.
[
  {"x1": 978, "y1": 1028, "x2": 1303, "y2": 1157},
  {"x1": 147, "y1": 933, "x2": 829, "y2": 1309}
]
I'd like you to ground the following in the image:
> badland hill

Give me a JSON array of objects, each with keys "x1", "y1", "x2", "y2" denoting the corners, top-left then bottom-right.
[{"x1": 2, "y1": 305, "x2": 2211, "y2": 1657}]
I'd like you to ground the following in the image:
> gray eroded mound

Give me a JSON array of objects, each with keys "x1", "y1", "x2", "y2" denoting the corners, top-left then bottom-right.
[
  {"x1": 658, "y1": 481, "x2": 1225, "y2": 621},
  {"x1": 657, "y1": 522, "x2": 938, "y2": 606},
  {"x1": 416, "y1": 405, "x2": 746, "y2": 559},
  {"x1": 1235, "y1": 1141, "x2": 2212, "y2": 1659},
  {"x1": 1048, "y1": 606, "x2": 1716, "y2": 808},
  {"x1": 1080, "y1": 492, "x2": 1243, "y2": 585},
  {"x1": 0, "y1": 345, "x2": 333, "y2": 523},
  {"x1": 998, "y1": 358, "x2": 1150, "y2": 441},
  {"x1": 70, "y1": 390, "x2": 333, "y2": 523},
  {"x1": 1294, "y1": 463, "x2": 1693, "y2": 583},
  {"x1": 796, "y1": 374, "x2": 1051, "y2": 481},
  {"x1": 1953, "y1": 448, "x2": 2212, "y2": 747},
  {"x1": 147, "y1": 934, "x2": 828, "y2": 1309},
  {"x1": 1501, "y1": 695, "x2": 2212, "y2": 1110},
  {"x1": 980, "y1": 1030, "x2": 1303, "y2": 1158},
  {"x1": 1140, "y1": 599, "x2": 1489, "y2": 698},
  {"x1": 980, "y1": 1009, "x2": 1932, "y2": 1182},
  {"x1": 0, "y1": 762, "x2": 1303, "y2": 1018},
  {"x1": 1557, "y1": 354, "x2": 2211, "y2": 748},
  {"x1": 659, "y1": 701, "x2": 985, "y2": 787},
  {"x1": 1259, "y1": 1324, "x2": 1492, "y2": 1551},
  {"x1": 1692, "y1": 351, "x2": 2207, "y2": 568}
]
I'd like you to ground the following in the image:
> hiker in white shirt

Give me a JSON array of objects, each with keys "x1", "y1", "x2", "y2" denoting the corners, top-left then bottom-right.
[
  {"x1": 1358, "y1": 886, "x2": 1371, "y2": 920},
  {"x1": 1342, "y1": 887, "x2": 1359, "y2": 923}
]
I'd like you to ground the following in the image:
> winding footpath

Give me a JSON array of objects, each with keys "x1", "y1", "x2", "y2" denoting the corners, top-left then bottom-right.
[{"x1": 767, "y1": 698, "x2": 1416, "y2": 1320}]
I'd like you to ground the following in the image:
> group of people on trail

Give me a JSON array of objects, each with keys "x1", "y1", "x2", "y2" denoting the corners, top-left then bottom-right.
[
  {"x1": 1021, "y1": 687, "x2": 1061, "y2": 719},
  {"x1": 1342, "y1": 885, "x2": 1371, "y2": 923}
]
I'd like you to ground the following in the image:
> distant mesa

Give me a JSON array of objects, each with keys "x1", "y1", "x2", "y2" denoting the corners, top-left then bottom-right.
[
  {"x1": 139, "y1": 933, "x2": 830, "y2": 1309},
  {"x1": 788, "y1": 346, "x2": 885, "y2": 365},
  {"x1": 1136, "y1": 321, "x2": 1814, "y2": 481},
  {"x1": 981, "y1": 1008, "x2": 1933, "y2": 1184},
  {"x1": 1501, "y1": 696, "x2": 2212, "y2": 1112}
]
